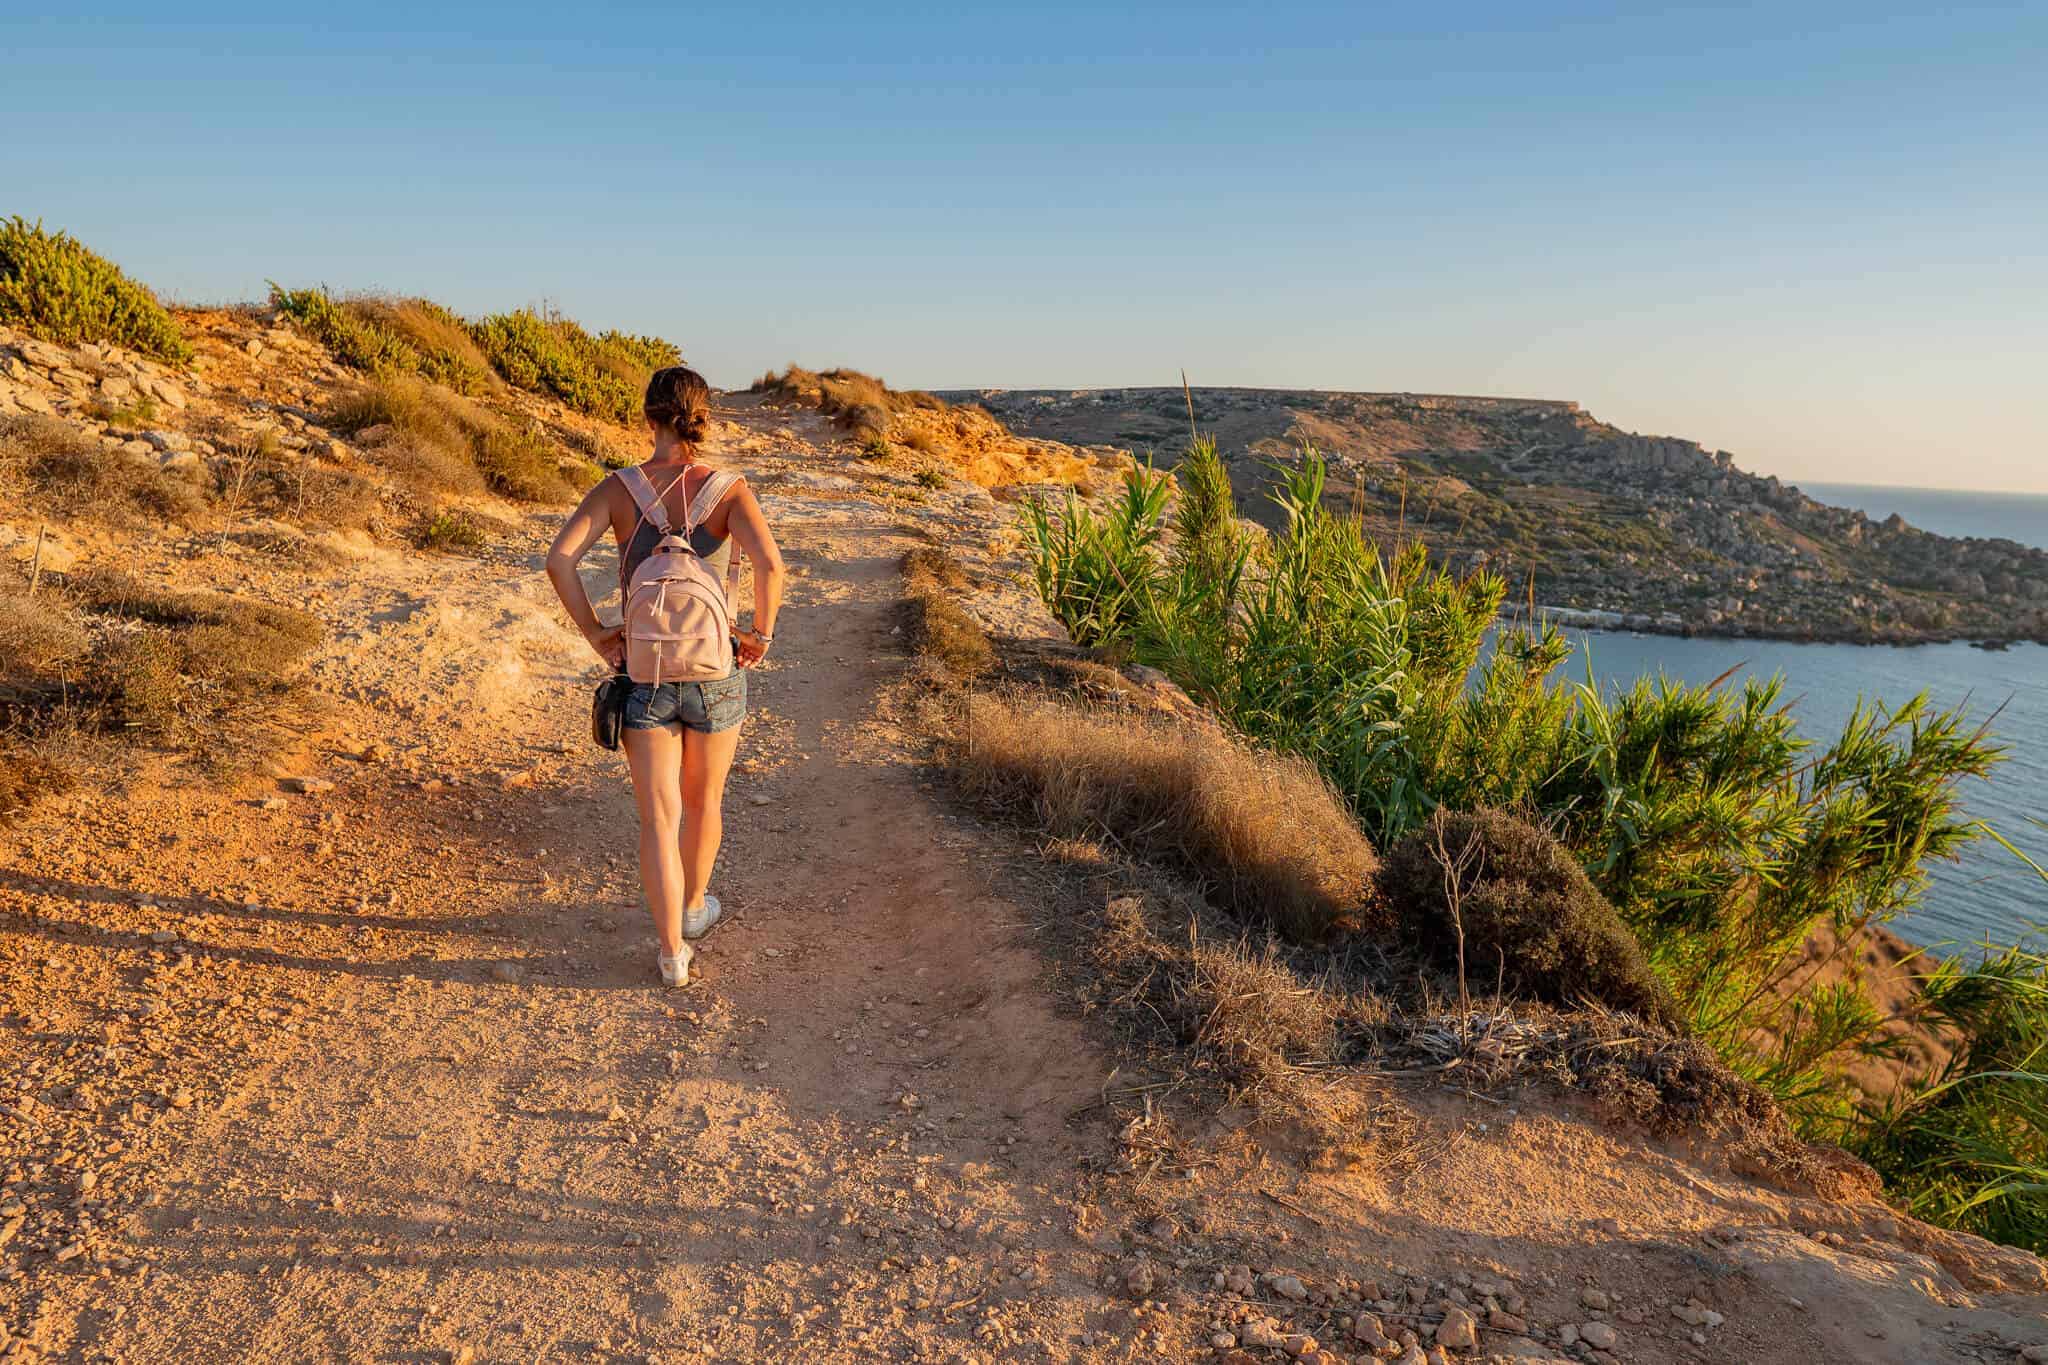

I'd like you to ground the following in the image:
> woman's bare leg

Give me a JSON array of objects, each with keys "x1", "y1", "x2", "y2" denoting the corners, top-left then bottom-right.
[
  {"x1": 679, "y1": 724, "x2": 741, "y2": 911},
  {"x1": 624, "y1": 723, "x2": 687, "y2": 953}
]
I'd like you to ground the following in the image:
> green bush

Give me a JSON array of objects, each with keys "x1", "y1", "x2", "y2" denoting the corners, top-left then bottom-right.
[
  {"x1": 469, "y1": 310, "x2": 677, "y2": 424},
  {"x1": 1382, "y1": 809, "x2": 1676, "y2": 1024},
  {"x1": 269, "y1": 286, "x2": 494, "y2": 394},
  {"x1": 0, "y1": 218, "x2": 191, "y2": 363},
  {"x1": 1025, "y1": 439, "x2": 2032, "y2": 1249},
  {"x1": 410, "y1": 508, "x2": 488, "y2": 554}
]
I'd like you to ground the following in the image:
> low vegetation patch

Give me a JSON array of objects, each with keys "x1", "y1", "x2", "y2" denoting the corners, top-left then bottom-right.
[
  {"x1": 0, "y1": 218, "x2": 191, "y2": 363},
  {"x1": 1382, "y1": 808, "x2": 1677, "y2": 1025},
  {"x1": 270, "y1": 286, "x2": 495, "y2": 394},
  {"x1": 757, "y1": 365, "x2": 1098, "y2": 489},
  {"x1": 0, "y1": 579, "x2": 90, "y2": 679},
  {"x1": 471, "y1": 309, "x2": 678, "y2": 424},
  {"x1": 0, "y1": 413, "x2": 207, "y2": 525},
  {"x1": 274, "y1": 288, "x2": 679, "y2": 427},
  {"x1": 901, "y1": 548, "x2": 992, "y2": 681},
  {"x1": 903, "y1": 542, "x2": 1810, "y2": 1170},
  {"x1": 409, "y1": 507, "x2": 488, "y2": 554},
  {"x1": 0, "y1": 567, "x2": 323, "y2": 823},
  {"x1": 0, "y1": 745, "x2": 74, "y2": 822},
  {"x1": 326, "y1": 374, "x2": 589, "y2": 503},
  {"x1": 1086, "y1": 868, "x2": 1383, "y2": 1160},
  {"x1": 70, "y1": 571, "x2": 323, "y2": 738},
  {"x1": 755, "y1": 365, "x2": 943, "y2": 441},
  {"x1": 948, "y1": 692, "x2": 1379, "y2": 942}
]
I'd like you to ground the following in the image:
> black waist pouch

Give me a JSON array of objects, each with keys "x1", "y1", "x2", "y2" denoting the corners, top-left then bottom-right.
[{"x1": 592, "y1": 673, "x2": 632, "y2": 750}]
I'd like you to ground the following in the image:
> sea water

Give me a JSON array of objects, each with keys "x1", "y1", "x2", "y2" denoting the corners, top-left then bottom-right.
[
  {"x1": 1569, "y1": 483, "x2": 2047, "y2": 954},
  {"x1": 1570, "y1": 631, "x2": 2046, "y2": 954}
]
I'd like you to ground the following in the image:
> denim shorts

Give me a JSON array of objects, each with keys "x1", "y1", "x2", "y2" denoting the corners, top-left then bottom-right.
[{"x1": 622, "y1": 670, "x2": 747, "y2": 734}]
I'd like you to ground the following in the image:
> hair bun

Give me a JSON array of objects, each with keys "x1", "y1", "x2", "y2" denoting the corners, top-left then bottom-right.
[{"x1": 643, "y1": 365, "x2": 712, "y2": 444}]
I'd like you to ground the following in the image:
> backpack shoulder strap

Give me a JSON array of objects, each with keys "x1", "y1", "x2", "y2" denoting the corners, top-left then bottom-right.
[
  {"x1": 683, "y1": 469, "x2": 743, "y2": 536},
  {"x1": 618, "y1": 465, "x2": 672, "y2": 536},
  {"x1": 621, "y1": 464, "x2": 693, "y2": 542}
]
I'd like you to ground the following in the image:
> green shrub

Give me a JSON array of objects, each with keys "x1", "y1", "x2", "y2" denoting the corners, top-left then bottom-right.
[
  {"x1": 1844, "y1": 936, "x2": 2048, "y2": 1252},
  {"x1": 1022, "y1": 461, "x2": 1173, "y2": 648},
  {"x1": 269, "y1": 284, "x2": 414, "y2": 372},
  {"x1": 469, "y1": 310, "x2": 676, "y2": 424},
  {"x1": 1382, "y1": 809, "x2": 1676, "y2": 1024},
  {"x1": 410, "y1": 508, "x2": 488, "y2": 554},
  {"x1": 859, "y1": 434, "x2": 893, "y2": 460},
  {"x1": 356, "y1": 297, "x2": 495, "y2": 393},
  {"x1": 0, "y1": 218, "x2": 191, "y2": 363},
  {"x1": 86, "y1": 394, "x2": 159, "y2": 428}
]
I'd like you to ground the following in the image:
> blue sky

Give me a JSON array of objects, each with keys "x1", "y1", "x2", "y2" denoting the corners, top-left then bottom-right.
[{"x1": 5, "y1": 2, "x2": 2043, "y2": 491}]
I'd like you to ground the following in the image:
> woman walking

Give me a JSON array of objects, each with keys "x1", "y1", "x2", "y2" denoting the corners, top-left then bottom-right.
[{"x1": 546, "y1": 366, "x2": 786, "y2": 987}]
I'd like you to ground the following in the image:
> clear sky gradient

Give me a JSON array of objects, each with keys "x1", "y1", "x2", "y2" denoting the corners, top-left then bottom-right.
[{"x1": 5, "y1": 3, "x2": 2043, "y2": 492}]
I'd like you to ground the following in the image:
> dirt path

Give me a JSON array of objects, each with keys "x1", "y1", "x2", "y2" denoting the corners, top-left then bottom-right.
[
  {"x1": 7, "y1": 401, "x2": 2048, "y2": 1364},
  {"x1": 1, "y1": 423, "x2": 1137, "y2": 1361}
]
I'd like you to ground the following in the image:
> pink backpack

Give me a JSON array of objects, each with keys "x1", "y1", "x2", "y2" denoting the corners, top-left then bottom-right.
[{"x1": 618, "y1": 464, "x2": 743, "y2": 685}]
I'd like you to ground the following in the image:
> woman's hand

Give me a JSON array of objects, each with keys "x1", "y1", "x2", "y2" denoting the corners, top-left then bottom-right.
[
  {"x1": 588, "y1": 624, "x2": 626, "y2": 670},
  {"x1": 734, "y1": 627, "x2": 772, "y2": 668}
]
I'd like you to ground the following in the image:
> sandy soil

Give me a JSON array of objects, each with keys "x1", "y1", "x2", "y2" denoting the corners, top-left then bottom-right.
[{"x1": 4, "y1": 386, "x2": 2047, "y2": 1364}]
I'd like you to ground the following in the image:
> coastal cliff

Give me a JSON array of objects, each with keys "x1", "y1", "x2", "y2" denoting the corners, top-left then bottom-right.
[{"x1": 951, "y1": 386, "x2": 2048, "y2": 646}]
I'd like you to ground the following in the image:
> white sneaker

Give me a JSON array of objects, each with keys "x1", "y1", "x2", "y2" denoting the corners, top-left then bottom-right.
[
  {"x1": 683, "y1": 894, "x2": 722, "y2": 941},
  {"x1": 657, "y1": 942, "x2": 693, "y2": 988}
]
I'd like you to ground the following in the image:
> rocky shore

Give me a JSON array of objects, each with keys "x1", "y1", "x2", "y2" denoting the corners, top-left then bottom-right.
[{"x1": 952, "y1": 386, "x2": 2048, "y2": 647}]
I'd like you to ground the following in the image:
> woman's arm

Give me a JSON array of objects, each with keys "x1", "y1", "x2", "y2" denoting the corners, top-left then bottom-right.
[
  {"x1": 721, "y1": 480, "x2": 787, "y2": 667},
  {"x1": 545, "y1": 478, "x2": 625, "y2": 668}
]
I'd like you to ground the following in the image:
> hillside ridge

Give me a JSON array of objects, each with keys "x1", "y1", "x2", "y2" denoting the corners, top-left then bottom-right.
[{"x1": 946, "y1": 385, "x2": 2048, "y2": 645}]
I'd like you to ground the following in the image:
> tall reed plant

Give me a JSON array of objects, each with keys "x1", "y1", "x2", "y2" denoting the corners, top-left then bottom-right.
[{"x1": 1023, "y1": 440, "x2": 2030, "y2": 1242}]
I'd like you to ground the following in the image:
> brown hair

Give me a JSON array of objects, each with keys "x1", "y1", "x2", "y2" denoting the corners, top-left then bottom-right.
[{"x1": 643, "y1": 365, "x2": 712, "y2": 443}]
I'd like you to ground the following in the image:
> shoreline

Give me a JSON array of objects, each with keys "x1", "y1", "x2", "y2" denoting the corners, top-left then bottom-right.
[{"x1": 1517, "y1": 605, "x2": 2048, "y2": 650}]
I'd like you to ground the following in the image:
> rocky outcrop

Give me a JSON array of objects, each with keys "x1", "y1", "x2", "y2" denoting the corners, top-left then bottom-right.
[{"x1": 955, "y1": 386, "x2": 2048, "y2": 646}]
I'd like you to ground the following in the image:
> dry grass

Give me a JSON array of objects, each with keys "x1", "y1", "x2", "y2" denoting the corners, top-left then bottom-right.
[
  {"x1": 901, "y1": 548, "x2": 992, "y2": 681},
  {"x1": 755, "y1": 365, "x2": 942, "y2": 438},
  {"x1": 755, "y1": 364, "x2": 1095, "y2": 489},
  {"x1": 0, "y1": 414, "x2": 208, "y2": 525},
  {"x1": 948, "y1": 692, "x2": 1381, "y2": 942},
  {"x1": 0, "y1": 743, "x2": 74, "y2": 824},
  {"x1": 348, "y1": 296, "x2": 498, "y2": 393},
  {"x1": 0, "y1": 569, "x2": 321, "y2": 819},
  {"x1": 910, "y1": 627, "x2": 1795, "y2": 1164},
  {"x1": 229, "y1": 454, "x2": 383, "y2": 532},
  {"x1": 1053, "y1": 853, "x2": 1391, "y2": 1165},
  {"x1": 325, "y1": 374, "x2": 576, "y2": 503},
  {"x1": 67, "y1": 572, "x2": 324, "y2": 738},
  {"x1": 0, "y1": 583, "x2": 89, "y2": 678}
]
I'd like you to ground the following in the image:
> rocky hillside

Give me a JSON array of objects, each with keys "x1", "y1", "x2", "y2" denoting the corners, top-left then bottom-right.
[{"x1": 950, "y1": 387, "x2": 2048, "y2": 645}]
